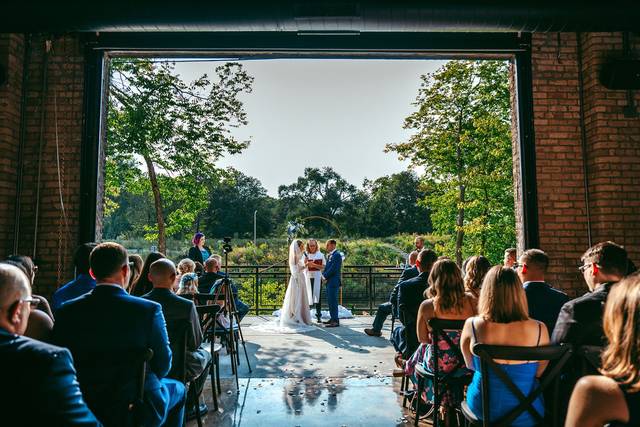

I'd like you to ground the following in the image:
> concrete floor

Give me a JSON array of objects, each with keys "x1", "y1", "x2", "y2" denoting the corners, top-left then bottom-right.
[{"x1": 188, "y1": 316, "x2": 424, "y2": 427}]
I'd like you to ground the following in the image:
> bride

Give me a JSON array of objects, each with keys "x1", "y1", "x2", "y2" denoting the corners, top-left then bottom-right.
[{"x1": 279, "y1": 239, "x2": 312, "y2": 327}]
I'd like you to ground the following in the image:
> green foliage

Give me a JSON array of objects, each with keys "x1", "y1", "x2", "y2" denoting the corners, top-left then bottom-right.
[
  {"x1": 105, "y1": 58, "x2": 253, "y2": 251},
  {"x1": 387, "y1": 60, "x2": 515, "y2": 265}
]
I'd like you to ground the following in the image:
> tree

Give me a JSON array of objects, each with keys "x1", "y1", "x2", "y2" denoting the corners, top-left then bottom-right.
[
  {"x1": 363, "y1": 171, "x2": 432, "y2": 237},
  {"x1": 387, "y1": 60, "x2": 514, "y2": 264},
  {"x1": 106, "y1": 58, "x2": 253, "y2": 252},
  {"x1": 277, "y1": 167, "x2": 366, "y2": 236},
  {"x1": 200, "y1": 169, "x2": 276, "y2": 238}
]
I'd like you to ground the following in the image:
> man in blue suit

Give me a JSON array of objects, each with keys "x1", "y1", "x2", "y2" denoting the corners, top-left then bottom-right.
[
  {"x1": 53, "y1": 242, "x2": 185, "y2": 427},
  {"x1": 322, "y1": 239, "x2": 342, "y2": 328},
  {"x1": 0, "y1": 262, "x2": 101, "y2": 426},
  {"x1": 51, "y1": 242, "x2": 97, "y2": 313}
]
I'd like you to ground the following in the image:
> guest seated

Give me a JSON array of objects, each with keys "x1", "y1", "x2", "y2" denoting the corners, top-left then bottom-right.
[
  {"x1": 143, "y1": 259, "x2": 211, "y2": 416},
  {"x1": 364, "y1": 251, "x2": 419, "y2": 337},
  {"x1": 177, "y1": 272, "x2": 199, "y2": 296},
  {"x1": 552, "y1": 241, "x2": 628, "y2": 347},
  {"x1": 517, "y1": 249, "x2": 569, "y2": 335},
  {"x1": 0, "y1": 263, "x2": 101, "y2": 426},
  {"x1": 52, "y1": 243, "x2": 97, "y2": 312},
  {"x1": 176, "y1": 258, "x2": 196, "y2": 289},
  {"x1": 129, "y1": 251, "x2": 165, "y2": 297},
  {"x1": 53, "y1": 243, "x2": 185, "y2": 427},
  {"x1": 460, "y1": 266, "x2": 549, "y2": 427},
  {"x1": 127, "y1": 254, "x2": 143, "y2": 291},
  {"x1": 463, "y1": 255, "x2": 491, "y2": 299},
  {"x1": 391, "y1": 249, "x2": 438, "y2": 361},
  {"x1": 197, "y1": 257, "x2": 225, "y2": 294},
  {"x1": 4, "y1": 255, "x2": 54, "y2": 341},
  {"x1": 565, "y1": 272, "x2": 640, "y2": 427},
  {"x1": 209, "y1": 273, "x2": 250, "y2": 322},
  {"x1": 411, "y1": 259, "x2": 477, "y2": 420}
]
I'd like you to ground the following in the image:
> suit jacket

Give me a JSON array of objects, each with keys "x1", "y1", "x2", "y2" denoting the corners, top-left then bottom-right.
[
  {"x1": 199, "y1": 271, "x2": 227, "y2": 294},
  {"x1": 51, "y1": 273, "x2": 97, "y2": 313},
  {"x1": 552, "y1": 282, "x2": 613, "y2": 347},
  {"x1": 53, "y1": 284, "x2": 173, "y2": 422},
  {"x1": 389, "y1": 266, "x2": 419, "y2": 317},
  {"x1": 0, "y1": 328, "x2": 101, "y2": 426},
  {"x1": 524, "y1": 281, "x2": 570, "y2": 335},
  {"x1": 187, "y1": 246, "x2": 212, "y2": 265},
  {"x1": 322, "y1": 250, "x2": 343, "y2": 288},
  {"x1": 396, "y1": 271, "x2": 429, "y2": 357}
]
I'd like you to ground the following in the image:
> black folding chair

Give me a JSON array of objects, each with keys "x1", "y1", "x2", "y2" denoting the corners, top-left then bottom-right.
[
  {"x1": 74, "y1": 348, "x2": 154, "y2": 427},
  {"x1": 166, "y1": 319, "x2": 207, "y2": 427},
  {"x1": 196, "y1": 303, "x2": 223, "y2": 410},
  {"x1": 414, "y1": 318, "x2": 471, "y2": 427},
  {"x1": 460, "y1": 343, "x2": 573, "y2": 427},
  {"x1": 578, "y1": 345, "x2": 603, "y2": 376}
]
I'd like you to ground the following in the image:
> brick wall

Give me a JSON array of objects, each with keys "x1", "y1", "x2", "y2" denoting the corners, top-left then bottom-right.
[
  {"x1": 0, "y1": 33, "x2": 84, "y2": 297},
  {"x1": 531, "y1": 32, "x2": 640, "y2": 296},
  {"x1": 1, "y1": 31, "x2": 639, "y2": 300}
]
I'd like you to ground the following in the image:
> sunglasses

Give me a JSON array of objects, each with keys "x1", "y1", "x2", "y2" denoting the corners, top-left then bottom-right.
[{"x1": 578, "y1": 263, "x2": 595, "y2": 272}]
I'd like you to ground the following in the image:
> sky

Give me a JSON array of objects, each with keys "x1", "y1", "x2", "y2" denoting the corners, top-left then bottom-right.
[{"x1": 174, "y1": 59, "x2": 446, "y2": 196}]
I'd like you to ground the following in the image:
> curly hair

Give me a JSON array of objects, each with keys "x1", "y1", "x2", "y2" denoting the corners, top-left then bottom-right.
[
  {"x1": 464, "y1": 256, "x2": 491, "y2": 298},
  {"x1": 427, "y1": 259, "x2": 465, "y2": 313}
]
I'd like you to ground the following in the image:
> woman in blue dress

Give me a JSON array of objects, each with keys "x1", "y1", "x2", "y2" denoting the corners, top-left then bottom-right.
[{"x1": 460, "y1": 266, "x2": 550, "y2": 427}]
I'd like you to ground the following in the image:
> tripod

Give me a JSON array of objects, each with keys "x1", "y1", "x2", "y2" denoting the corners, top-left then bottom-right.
[{"x1": 212, "y1": 249, "x2": 252, "y2": 389}]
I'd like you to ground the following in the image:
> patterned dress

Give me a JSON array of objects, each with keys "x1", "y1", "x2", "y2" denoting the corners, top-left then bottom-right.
[{"x1": 405, "y1": 331, "x2": 472, "y2": 407}]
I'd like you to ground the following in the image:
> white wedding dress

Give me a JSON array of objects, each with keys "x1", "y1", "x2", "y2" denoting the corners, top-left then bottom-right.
[{"x1": 251, "y1": 241, "x2": 316, "y2": 334}]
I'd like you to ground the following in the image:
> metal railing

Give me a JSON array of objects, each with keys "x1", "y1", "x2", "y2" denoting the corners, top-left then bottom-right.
[{"x1": 223, "y1": 264, "x2": 405, "y2": 314}]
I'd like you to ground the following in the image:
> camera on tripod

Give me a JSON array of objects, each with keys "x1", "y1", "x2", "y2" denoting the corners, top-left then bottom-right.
[{"x1": 222, "y1": 236, "x2": 233, "y2": 254}]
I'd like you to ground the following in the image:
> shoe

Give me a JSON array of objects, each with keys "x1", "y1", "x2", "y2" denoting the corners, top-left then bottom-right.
[
  {"x1": 322, "y1": 319, "x2": 332, "y2": 324},
  {"x1": 394, "y1": 353, "x2": 404, "y2": 368},
  {"x1": 364, "y1": 328, "x2": 382, "y2": 337},
  {"x1": 186, "y1": 403, "x2": 208, "y2": 421},
  {"x1": 324, "y1": 321, "x2": 339, "y2": 328},
  {"x1": 316, "y1": 317, "x2": 323, "y2": 323},
  {"x1": 392, "y1": 368, "x2": 405, "y2": 377}
]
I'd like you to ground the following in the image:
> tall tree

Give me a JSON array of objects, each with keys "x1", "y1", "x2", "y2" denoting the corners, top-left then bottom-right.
[
  {"x1": 278, "y1": 167, "x2": 366, "y2": 236},
  {"x1": 201, "y1": 169, "x2": 276, "y2": 238},
  {"x1": 106, "y1": 59, "x2": 253, "y2": 252},
  {"x1": 387, "y1": 60, "x2": 514, "y2": 264},
  {"x1": 363, "y1": 171, "x2": 432, "y2": 237}
]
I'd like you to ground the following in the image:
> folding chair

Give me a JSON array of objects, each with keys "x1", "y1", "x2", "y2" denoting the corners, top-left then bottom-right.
[
  {"x1": 166, "y1": 319, "x2": 207, "y2": 427},
  {"x1": 414, "y1": 318, "x2": 471, "y2": 427},
  {"x1": 460, "y1": 343, "x2": 573, "y2": 427},
  {"x1": 74, "y1": 348, "x2": 154, "y2": 427},
  {"x1": 196, "y1": 303, "x2": 224, "y2": 410},
  {"x1": 578, "y1": 345, "x2": 603, "y2": 376}
]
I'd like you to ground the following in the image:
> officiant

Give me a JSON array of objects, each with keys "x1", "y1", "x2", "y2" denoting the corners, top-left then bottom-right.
[{"x1": 304, "y1": 239, "x2": 326, "y2": 323}]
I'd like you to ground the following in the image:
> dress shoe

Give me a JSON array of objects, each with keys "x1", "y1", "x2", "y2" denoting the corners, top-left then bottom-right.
[
  {"x1": 324, "y1": 321, "x2": 339, "y2": 328},
  {"x1": 392, "y1": 368, "x2": 405, "y2": 377},
  {"x1": 322, "y1": 319, "x2": 332, "y2": 324},
  {"x1": 364, "y1": 328, "x2": 382, "y2": 337}
]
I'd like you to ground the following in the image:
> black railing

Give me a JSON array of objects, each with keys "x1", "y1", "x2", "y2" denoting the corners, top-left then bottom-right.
[{"x1": 224, "y1": 264, "x2": 405, "y2": 314}]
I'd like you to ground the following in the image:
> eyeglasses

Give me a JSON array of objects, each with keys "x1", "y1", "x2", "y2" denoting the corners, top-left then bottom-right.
[
  {"x1": 20, "y1": 297, "x2": 40, "y2": 308},
  {"x1": 512, "y1": 263, "x2": 523, "y2": 269}
]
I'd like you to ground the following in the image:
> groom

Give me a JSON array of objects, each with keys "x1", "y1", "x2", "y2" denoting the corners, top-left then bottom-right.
[{"x1": 322, "y1": 239, "x2": 342, "y2": 328}]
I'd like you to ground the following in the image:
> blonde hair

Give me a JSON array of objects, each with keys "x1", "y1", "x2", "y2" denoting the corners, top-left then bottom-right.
[
  {"x1": 177, "y1": 258, "x2": 196, "y2": 275},
  {"x1": 176, "y1": 272, "x2": 198, "y2": 295},
  {"x1": 464, "y1": 256, "x2": 491, "y2": 298},
  {"x1": 478, "y1": 266, "x2": 529, "y2": 323},
  {"x1": 601, "y1": 274, "x2": 640, "y2": 392},
  {"x1": 427, "y1": 259, "x2": 465, "y2": 313}
]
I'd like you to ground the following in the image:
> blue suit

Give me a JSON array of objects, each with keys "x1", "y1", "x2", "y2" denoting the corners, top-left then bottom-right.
[
  {"x1": 524, "y1": 281, "x2": 569, "y2": 335},
  {"x1": 323, "y1": 249, "x2": 343, "y2": 322},
  {"x1": 0, "y1": 328, "x2": 101, "y2": 426},
  {"x1": 51, "y1": 273, "x2": 96, "y2": 313},
  {"x1": 53, "y1": 285, "x2": 185, "y2": 427}
]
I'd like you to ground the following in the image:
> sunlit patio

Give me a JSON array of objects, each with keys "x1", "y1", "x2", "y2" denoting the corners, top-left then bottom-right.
[{"x1": 189, "y1": 315, "x2": 423, "y2": 427}]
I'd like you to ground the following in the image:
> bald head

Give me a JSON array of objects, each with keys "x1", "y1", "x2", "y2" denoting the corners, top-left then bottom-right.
[
  {"x1": 0, "y1": 263, "x2": 32, "y2": 335},
  {"x1": 149, "y1": 259, "x2": 176, "y2": 289}
]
